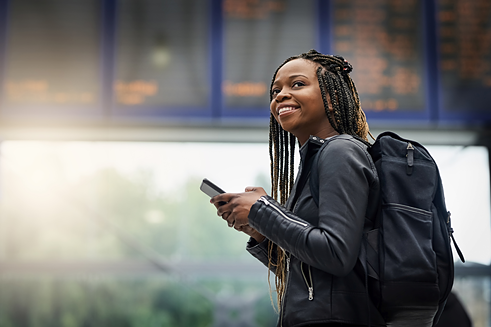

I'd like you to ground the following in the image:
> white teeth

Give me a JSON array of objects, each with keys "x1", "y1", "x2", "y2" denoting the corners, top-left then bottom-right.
[{"x1": 278, "y1": 107, "x2": 296, "y2": 114}]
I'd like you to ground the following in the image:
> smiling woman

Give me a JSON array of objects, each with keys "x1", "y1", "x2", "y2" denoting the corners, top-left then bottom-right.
[{"x1": 210, "y1": 50, "x2": 383, "y2": 327}]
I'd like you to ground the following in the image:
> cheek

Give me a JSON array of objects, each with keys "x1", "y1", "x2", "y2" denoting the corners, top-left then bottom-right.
[{"x1": 308, "y1": 92, "x2": 326, "y2": 116}]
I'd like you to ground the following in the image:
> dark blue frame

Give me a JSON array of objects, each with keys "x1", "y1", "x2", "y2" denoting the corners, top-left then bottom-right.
[
  {"x1": 0, "y1": 0, "x2": 490, "y2": 125},
  {"x1": 102, "y1": 0, "x2": 117, "y2": 121}
]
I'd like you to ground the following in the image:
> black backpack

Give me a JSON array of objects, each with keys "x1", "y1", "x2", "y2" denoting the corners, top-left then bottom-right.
[{"x1": 310, "y1": 131, "x2": 465, "y2": 326}]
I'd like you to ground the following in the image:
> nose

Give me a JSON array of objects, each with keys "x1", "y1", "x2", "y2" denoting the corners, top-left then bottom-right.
[{"x1": 275, "y1": 89, "x2": 291, "y2": 102}]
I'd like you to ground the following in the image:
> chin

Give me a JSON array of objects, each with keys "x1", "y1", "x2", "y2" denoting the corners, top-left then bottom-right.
[{"x1": 279, "y1": 123, "x2": 294, "y2": 133}]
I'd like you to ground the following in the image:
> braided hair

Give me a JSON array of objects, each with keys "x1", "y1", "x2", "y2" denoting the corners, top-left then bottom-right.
[{"x1": 267, "y1": 49, "x2": 371, "y2": 311}]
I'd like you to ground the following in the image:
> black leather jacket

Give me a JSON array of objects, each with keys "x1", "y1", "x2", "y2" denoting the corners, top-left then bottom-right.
[{"x1": 247, "y1": 134, "x2": 386, "y2": 327}]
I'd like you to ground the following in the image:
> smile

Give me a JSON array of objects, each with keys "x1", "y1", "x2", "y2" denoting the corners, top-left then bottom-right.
[{"x1": 278, "y1": 106, "x2": 298, "y2": 115}]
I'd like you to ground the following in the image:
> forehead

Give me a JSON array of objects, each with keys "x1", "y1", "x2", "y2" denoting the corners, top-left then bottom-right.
[{"x1": 274, "y1": 59, "x2": 318, "y2": 83}]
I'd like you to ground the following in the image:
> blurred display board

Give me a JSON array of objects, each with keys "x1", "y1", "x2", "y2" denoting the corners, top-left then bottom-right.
[
  {"x1": 223, "y1": 0, "x2": 315, "y2": 116},
  {"x1": 0, "y1": 0, "x2": 490, "y2": 125},
  {"x1": 438, "y1": 0, "x2": 491, "y2": 118},
  {"x1": 333, "y1": 0, "x2": 427, "y2": 117},
  {"x1": 114, "y1": 0, "x2": 210, "y2": 117},
  {"x1": 1, "y1": 0, "x2": 102, "y2": 118}
]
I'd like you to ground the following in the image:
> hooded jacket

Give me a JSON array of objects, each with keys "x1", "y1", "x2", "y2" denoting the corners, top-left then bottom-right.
[{"x1": 246, "y1": 134, "x2": 386, "y2": 327}]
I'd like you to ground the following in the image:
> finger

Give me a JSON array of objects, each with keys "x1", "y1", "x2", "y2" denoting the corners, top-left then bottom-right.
[
  {"x1": 224, "y1": 211, "x2": 236, "y2": 227},
  {"x1": 225, "y1": 214, "x2": 235, "y2": 227},
  {"x1": 245, "y1": 186, "x2": 257, "y2": 192},
  {"x1": 211, "y1": 192, "x2": 234, "y2": 205},
  {"x1": 220, "y1": 212, "x2": 230, "y2": 221},
  {"x1": 216, "y1": 204, "x2": 230, "y2": 217},
  {"x1": 212, "y1": 199, "x2": 227, "y2": 208}
]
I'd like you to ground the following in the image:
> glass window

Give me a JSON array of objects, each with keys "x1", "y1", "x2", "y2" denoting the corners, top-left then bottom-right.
[
  {"x1": 437, "y1": 0, "x2": 491, "y2": 113},
  {"x1": 114, "y1": 0, "x2": 210, "y2": 110},
  {"x1": 332, "y1": 0, "x2": 427, "y2": 113},
  {"x1": 223, "y1": 0, "x2": 316, "y2": 113},
  {"x1": 429, "y1": 145, "x2": 491, "y2": 265},
  {"x1": 3, "y1": 0, "x2": 101, "y2": 114}
]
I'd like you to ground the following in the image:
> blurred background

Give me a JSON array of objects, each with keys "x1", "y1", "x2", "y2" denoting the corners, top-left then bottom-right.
[{"x1": 0, "y1": 0, "x2": 490, "y2": 326}]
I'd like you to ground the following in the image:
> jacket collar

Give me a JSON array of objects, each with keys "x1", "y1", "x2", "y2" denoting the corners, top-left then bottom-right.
[{"x1": 299, "y1": 135, "x2": 334, "y2": 163}]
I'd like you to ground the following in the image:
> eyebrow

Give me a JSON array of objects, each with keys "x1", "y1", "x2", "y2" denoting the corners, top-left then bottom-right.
[{"x1": 272, "y1": 74, "x2": 309, "y2": 86}]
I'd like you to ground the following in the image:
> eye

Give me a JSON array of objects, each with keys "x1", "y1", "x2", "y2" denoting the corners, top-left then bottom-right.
[
  {"x1": 271, "y1": 88, "x2": 280, "y2": 97},
  {"x1": 292, "y1": 81, "x2": 305, "y2": 88}
]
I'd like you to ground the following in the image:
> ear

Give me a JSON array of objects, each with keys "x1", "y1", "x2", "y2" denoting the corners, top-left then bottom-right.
[{"x1": 326, "y1": 93, "x2": 334, "y2": 112}]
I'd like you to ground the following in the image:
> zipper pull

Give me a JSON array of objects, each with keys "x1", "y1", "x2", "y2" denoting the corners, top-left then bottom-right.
[
  {"x1": 308, "y1": 287, "x2": 314, "y2": 301},
  {"x1": 406, "y1": 142, "x2": 414, "y2": 175},
  {"x1": 447, "y1": 211, "x2": 466, "y2": 263},
  {"x1": 286, "y1": 256, "x2": 290, "y2": 272},
  {"x1": 259, "y1": 196, "x2": 270, "y2": 205}
]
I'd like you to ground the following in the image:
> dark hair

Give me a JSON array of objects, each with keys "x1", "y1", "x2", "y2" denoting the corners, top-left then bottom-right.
[{"x1": 267, "y1": 49, "x2": 371, "y2": 311}]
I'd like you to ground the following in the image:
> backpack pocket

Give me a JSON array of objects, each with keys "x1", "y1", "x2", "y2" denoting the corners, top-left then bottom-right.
[
  {"x1": 382, "y1": 203, "x2": 437, "y2": 283},
  {"x1": 379, "y1": 203, "x2": 440, "y2": 322}
]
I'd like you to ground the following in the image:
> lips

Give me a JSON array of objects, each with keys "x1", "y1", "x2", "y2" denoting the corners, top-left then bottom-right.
[{"x1": 277, "y1": 105, "x2": 299, "y2": 116}]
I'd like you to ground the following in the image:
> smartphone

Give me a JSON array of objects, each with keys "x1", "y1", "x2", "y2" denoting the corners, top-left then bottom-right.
[{"x1": 200, "y1": 178, "x2": 226, "y2": 198}]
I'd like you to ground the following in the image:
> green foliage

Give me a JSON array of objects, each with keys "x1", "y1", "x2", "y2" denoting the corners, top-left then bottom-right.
[
  {"x1": 0, "y1": 277, "x2": 213, "y2": 327},
  {"x1": 0, "y1": 157, "x2": 277, "y2": 326}
]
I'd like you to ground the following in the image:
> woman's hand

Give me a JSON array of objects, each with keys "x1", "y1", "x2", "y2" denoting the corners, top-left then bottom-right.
[
  {"x1": 236, "y1": 224, "x2": 266, "y2": 243},
  {"x1": 211, "y1": 186, "x2": 267, "y2": 238}
]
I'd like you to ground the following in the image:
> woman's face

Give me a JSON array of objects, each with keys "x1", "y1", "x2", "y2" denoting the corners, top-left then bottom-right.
[{"x1": 270, "y1": 59, "x2": 337, "y2": 145}]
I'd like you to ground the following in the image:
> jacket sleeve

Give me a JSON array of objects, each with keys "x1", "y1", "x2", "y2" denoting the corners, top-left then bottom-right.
[
  {"x1": 248, "y1": 138, "x2": 377, "y2": 276},
  {"x1": 246, "y1": 237, "x2": 279, "y2": 274}
]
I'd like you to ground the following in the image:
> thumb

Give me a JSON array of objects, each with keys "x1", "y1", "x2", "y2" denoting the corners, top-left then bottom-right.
[{"x1": 245, "y1": 186, "x2": 257, "y2": 192}]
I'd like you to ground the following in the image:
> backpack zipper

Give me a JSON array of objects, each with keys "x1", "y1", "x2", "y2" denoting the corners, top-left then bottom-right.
[
  {"x1": 446, "y1": 211, "x2": 465, "y2": 263},
  {"x1": 384, "y1": 203, "x2": 432, "y2": 216},
  {"x1": 258, "y1": 196, "x2": 308, "y2": 227},
  {"x1": 406, "y1": 142, "x2": 414, "y2": 175},
  {"x1": 300, "y1": 261, "x2": 314, "y2": 301}
]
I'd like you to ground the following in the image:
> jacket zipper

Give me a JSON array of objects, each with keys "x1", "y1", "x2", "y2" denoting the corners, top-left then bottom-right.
[
  {"x1": 280, "y1": 253, "x2": 291, "y2": 327},
  {"x1": 258, "y1": 196, "x2": 308, "y2": 227},
  {"x1": 301, "y1": 262, "x2": 314, "y2": 301},
  {"x1": 258, "y1": 197, "x2": 307, "y2": 325}
]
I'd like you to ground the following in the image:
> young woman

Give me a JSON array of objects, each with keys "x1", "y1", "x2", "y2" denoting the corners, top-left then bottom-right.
[{"x1": 211, "y1": 50, "x2": 385, "y2": 327}]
